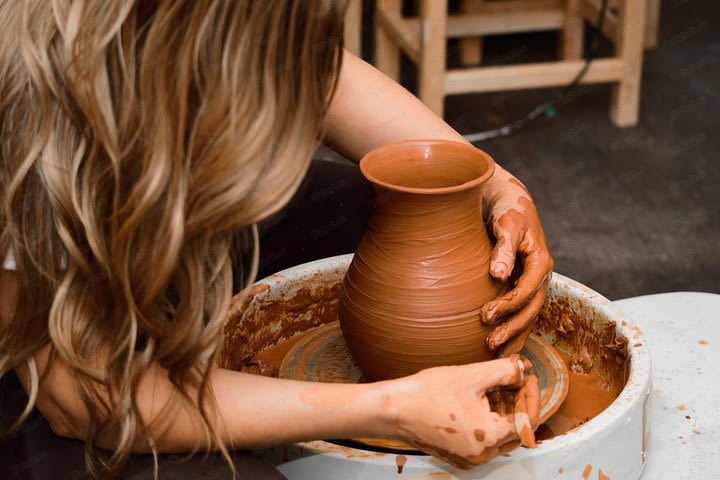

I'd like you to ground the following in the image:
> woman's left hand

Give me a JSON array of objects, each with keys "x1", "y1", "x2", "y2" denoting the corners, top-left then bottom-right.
[{"x1": 480, "y1": 165, "x2": 554, "y2": 357}]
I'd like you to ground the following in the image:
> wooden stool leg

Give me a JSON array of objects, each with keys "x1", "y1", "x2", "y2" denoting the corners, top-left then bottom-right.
[
  {"x1": 344, "y1": 0, "x2": 363, "y2": 57},
  {"x1": 375, "y1": 0, "x2": 401, "y2": 81},
  {"x1": 418, "y1": 0, "x2": 448, "y2": 116},
  {"x1": 459, "y1": 0, "x2": 484, "y2": 66},
  {"x1": 561, "y1": 0, "x2": 584, "y2": 59},
  {"x1": 610, "y1": 0, "x2": 647, "y2": 126},
  {"x1": 644, "y1": 0, "x2": 661, "y2": 49}
]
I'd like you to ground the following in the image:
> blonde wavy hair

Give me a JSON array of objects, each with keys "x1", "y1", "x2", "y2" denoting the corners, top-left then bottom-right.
[{"x1": 0, "y1": 0, "x2": 346, "y2": 476}]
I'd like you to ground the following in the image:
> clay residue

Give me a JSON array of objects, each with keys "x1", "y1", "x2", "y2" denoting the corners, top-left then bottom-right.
[
  {"x1": 498, "y1": 440, "x2": 519, "y2": 454},
  {"x1": 275, "y1": 321, "x2": 364, "y2": 384},
  {"x1": 412, "y1": 440, "x2": 492, "y2": 470},
  {"x1": 517, "y1": 420, "x2": 536, "y2": 448},
  {"x1": 223, "y1": 283, "x2": 270, "y2": 345},
  {"x1": 536, "y1": 348, "x2": 616, "y2": 439},
  {"x1": 242, "y1": 329, "x2": 310, "y2": 377},
  {"x1": 220, "y1": 280, "x2": 342, "y2": 371},
  {"x1": 301, "y1": 441, "x2": 388, "y2": 460},
  {"x1": 395, "y1": 454, "x2": 407, "y2": 474},
  {"x1": 570, "y1": 346, "x2": 594, "y2": 374},
  {"x1": 534, "y1": 294, "x2": 629, "y2": 395}
]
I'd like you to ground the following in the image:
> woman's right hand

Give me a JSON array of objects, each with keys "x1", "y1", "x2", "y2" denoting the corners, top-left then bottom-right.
[{"x1": 382, "y1": 355, "x2": 540, "y2": 469}]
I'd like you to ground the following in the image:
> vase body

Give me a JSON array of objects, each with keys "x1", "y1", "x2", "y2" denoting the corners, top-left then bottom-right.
[{"x1": 339, "y1": 140, "x2": 507, "y2": 381}]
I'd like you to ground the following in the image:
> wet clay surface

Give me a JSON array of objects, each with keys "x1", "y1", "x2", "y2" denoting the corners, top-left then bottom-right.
[
  {"x1": 221, "y1": 278, "x2": 342, "y2": 372},
  {"x1": 531, "y1": 291, "x2": 626, "y2": 440},
  {"x1": 248, "y1": 330, "x2": 310, "y2": 377},
  {"x1": 221, "y1": 268, "x2": 628, "y2": 452},
  {"x1": 339, "y1": 140, "x2": 507, "y2": 381},
  {"x1": 535, "y1": 293, "x2": 629, "y2": 394},
  {"x1": 536, "y1": 349, "x2": 616, "y2": 440},
  {"x1": 239, "y1": 319, "x2": 617, "y2": 446},
  {"x1": 277, "y1": 322, "x2": 364, "y2": 384}
]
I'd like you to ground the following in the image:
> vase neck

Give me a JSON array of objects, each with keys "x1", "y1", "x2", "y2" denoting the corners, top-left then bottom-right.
[{"x1": 369, "y1": 186, "x2": 485, "y2": 240}]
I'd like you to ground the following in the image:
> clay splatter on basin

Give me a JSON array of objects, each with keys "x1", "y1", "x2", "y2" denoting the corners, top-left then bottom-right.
[
  {"x1": 219, "y1": 256, "x2": 650, "y2": 479},
  {"x1": 221, "y1": 264, "x2": 628, "y2": 448}
]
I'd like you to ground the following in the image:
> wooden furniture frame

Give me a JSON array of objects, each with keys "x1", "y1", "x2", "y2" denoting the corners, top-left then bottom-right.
[
  {"x1": 374, "y1": 0, "x2": 652, "y2": 126},
  {"x1": 459, "y1": 0, "x2": 660, "y2": 64},
  {"x1": 344, "y1": 0, "x2": 363, "y2": 57}
]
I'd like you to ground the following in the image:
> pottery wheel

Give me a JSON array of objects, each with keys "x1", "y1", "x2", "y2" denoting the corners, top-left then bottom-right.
[{"x1": 279, "y1": 321, "x2": 569, "y2": 452}]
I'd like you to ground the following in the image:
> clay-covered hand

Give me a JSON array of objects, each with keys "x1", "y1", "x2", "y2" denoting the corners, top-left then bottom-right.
[
  {"x1": 480, "y1": 166, "x2": 554, "y2": 356},
  {"x1": 386, "y1": 355, "x2": 540, "y2": 469}
]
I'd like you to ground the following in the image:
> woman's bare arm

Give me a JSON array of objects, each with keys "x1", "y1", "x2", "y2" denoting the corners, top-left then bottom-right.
[
  {"x1": 26, "y1": 351, "x2": 392, "y2": 452},
  {"x1": 323, "y1": 51, "x2": 466, "y2": 160},
  {"x1": 0, "y1": 269, "x2": 390, "y2": 451},
  {"x1": 1, "y1": 269, "x2": 535, "y2": 468}
]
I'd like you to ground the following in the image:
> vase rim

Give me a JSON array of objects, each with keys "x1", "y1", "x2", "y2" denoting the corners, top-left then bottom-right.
[{"x1": 359, "y1": 139, "x2": 496, "y2": 195}]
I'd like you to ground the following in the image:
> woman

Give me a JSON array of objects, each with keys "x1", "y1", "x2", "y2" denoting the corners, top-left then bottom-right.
[{"x1": 0, "y1": 1, "x2": 553, "y2": 477}]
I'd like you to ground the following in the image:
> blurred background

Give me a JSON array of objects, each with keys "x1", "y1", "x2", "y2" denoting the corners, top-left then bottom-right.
[
  {"x1": 259, "y1": 0, "x2": 719, "y2": 300},
  {"x1": 1, "y1": 2, "x2": 716, "y2": 478}
]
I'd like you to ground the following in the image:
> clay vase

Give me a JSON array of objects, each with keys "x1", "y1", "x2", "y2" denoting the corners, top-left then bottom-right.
[{"x1": 338, "y1": 140, "x2": 507, "y2": 381}]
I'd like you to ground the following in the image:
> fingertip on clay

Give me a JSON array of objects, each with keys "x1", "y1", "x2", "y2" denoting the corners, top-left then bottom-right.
[
  {"x1": 486, "y1": 335, "x2": 500, "y2": 352},
  {"x1": 480, "y1": 303, "x2": 498, "y2": 324},
  {"x1": 480, "y1": 300, "x2": 497, "y2": 318},
  {"x1": 491, "y1": 262, "x2": 508, "y2": 279},
  {"x1": 488, "y1": 325, "x2": 509, "y2": 351}
]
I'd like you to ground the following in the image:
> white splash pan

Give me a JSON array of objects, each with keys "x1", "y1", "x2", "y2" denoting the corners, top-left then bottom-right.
[{"x1": 235, "y1": 254, "x2": 652, "y2": 479}]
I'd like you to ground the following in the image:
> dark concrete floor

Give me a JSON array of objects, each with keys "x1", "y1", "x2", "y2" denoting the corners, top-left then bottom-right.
[{"x1": 260, "y1": 0, "x2": 718, "y2": 301}]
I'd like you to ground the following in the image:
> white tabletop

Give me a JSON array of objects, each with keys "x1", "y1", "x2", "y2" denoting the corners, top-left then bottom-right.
[{"x1": 614, "y1": 292, "x2": 720, "y2": 479}]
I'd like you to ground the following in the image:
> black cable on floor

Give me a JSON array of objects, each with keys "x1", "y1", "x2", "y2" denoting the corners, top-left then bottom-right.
[{"x1": 464, "y1": 0, "x2": 611, "y2": 144}]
